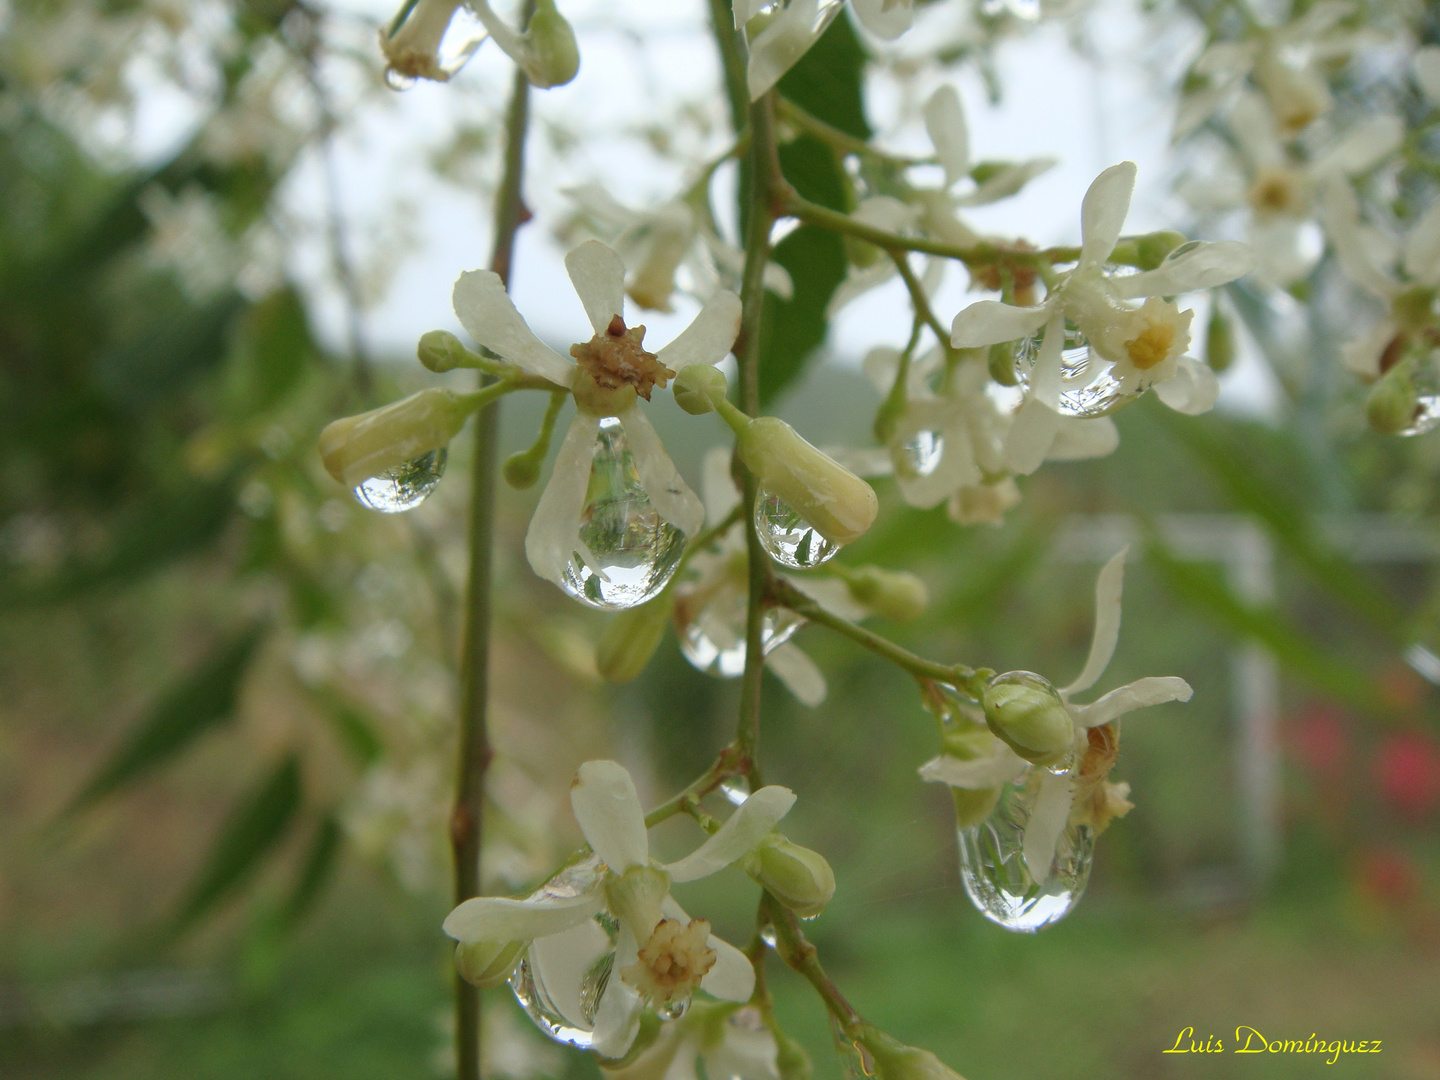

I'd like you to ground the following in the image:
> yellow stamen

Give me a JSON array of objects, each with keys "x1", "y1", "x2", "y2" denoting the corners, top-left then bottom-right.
[{"x1": 619, "y1": 918, "x2": 716, "y2": 1004}]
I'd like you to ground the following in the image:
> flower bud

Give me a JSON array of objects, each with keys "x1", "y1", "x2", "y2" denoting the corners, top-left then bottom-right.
[
  {"x1": 841, "y1": 566, "x2": 929, "y2": 622},
  {"x1": 1392, "y1": 286, "x2": 1437, "y2": 334},
  {"x1": 455, "y1": 938, "x2": 524, "y2": 987},
  {"x1": 951, "y1": 785, "x2": 1001, "y2": 829},
  {"x1": 1204, "y1": 306, "x2": 1234, "y2": 373},
  {"x1": 503, "y1": 447, "x2": 543, "y2": 488},
  {"x1": 858, "y1": 1028, "x2": 966, "y2": 1080},
  {"x1": 736, "y1": 417, "x2": 878, "y2": 545},
  {"x1": 604, "y1": 865, "x2": 670, "y2": 944},
  {"x1": 417, "y1": 329, "x2": 469, "y2": 372},
  {"x1": 319, "y1": 389, "x2": 473, "y2": 490},
  {"x1": 520, "y1": 0, "x2": 579, "y2": 88},
  {"x1": 596, "y1": 592, "x2": 675, "y2": 683},
  {"x1": 775, "y1": 1028, "x2": 813, "y2": 1080},
  {"x1": 988, "y1": 341, "x2": 1018, "y2": 386},
  {"x1": 1367, "y1": 357, "x2": 1421, "y2": 435},
  {"x1": 381, "y1": 0, "x2": 463, "y2": 82},
  {"x1": 744, "y1": 834, "x2": 836, "y2": 919},
  {"x1": 673, "y1": 364, "x2": 729, "y2": 415},
  {"x1": 981, "y1": 671, "x2": 1074, "y2": 767}
]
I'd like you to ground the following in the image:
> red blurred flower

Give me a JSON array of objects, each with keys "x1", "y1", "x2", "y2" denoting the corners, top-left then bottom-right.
[
  {"x1": 1372, "y1": 732, "x2": 1440, "y2": 819},
  {"x1": 1357, "y1": 849, "x2": 1419, "y2": 909},
  {"x1": 1289, "y1": 705, "x2": 1348, "y2": 777}
]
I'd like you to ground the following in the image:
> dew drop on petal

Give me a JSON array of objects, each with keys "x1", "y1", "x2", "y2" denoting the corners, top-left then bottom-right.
[
  {"x1": 655, "y1": 997, "x2": 689, "y2": 1021},
  {"x1": 900, "y1": 429, "x2": 944, "y2": 478},
  {"x1": 1391, "y1": 354, "x2": 1440, "y2": 436},
  {"x1": 719, "y1": 777, "x2": 751, "y2": 806},
  {"x1": 437, "y1": 7, "x2": 489, "y2": 76},
  {"x1": 353, "y1": 448, "x2": 446, "y2": 512},
  {"x1": 1013, "y1": 320, "x2": 1141, "y2": 419},
  {"x1": 679, "y1": 607, "x2": 801, "y2": 678},
  {"x1": 383, "y1": 67, "x2": 416, "y2": 91},
  {"x1": 559, "y1": 417, "x2": 688, "y2": 610},
  {"x1": 754, "y1": 488, "x2": 839, "y2": 569},
  {"x1": 957, "y1": 769, "x2": 1094, "y2": 933}
]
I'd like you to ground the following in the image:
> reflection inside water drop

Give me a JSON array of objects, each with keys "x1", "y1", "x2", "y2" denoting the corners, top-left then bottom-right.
[
  {"x1": 754, "y1": 489, "x2": 839, "y2": 570},
  {"x1": 353, "y1": 448, "x2": 446, "y2": 512}
]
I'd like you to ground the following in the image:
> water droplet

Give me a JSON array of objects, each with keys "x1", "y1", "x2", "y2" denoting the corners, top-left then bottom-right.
[
  {"x1": 436, "y1": 8, "x2": 489, "y2": 76},
  {"x1": 1013, "y1": 319, "x2": 1141, "y2": 419},
  {"x1": 719, "y1": 777, "x2": 750, "y2": 805},
  {"x1": 383, "y1": 67, "x2": 416, "y2": 92},
  {"x1": 957, "y1": 770, "x2": 1094, "y2": 932},
  {"x1": 656, "y1": 997, "x2": 689, "y2": 1021},
  {"x1": 900, "y1": 429, "x2": 944, "y2": 478},
  {"x1": 560, "y1": 418, "x2": 688, "y2": 610},
  {"x1": 754, "y1": 488, "x2": 839, "y2": 569},
  {"x1": 353, "y1": 448, "x2": 446, "y2": 512},
  {"x1": 1392, "y1": 353, "x2": 1440, "y2": 436},
  {"x1": 979, "y1": 0, "x2": 1040, "y2": 20},
  {"x1": 759, "y1": 927, "x2": 778, "y2": 948},
  {"x1": 679, "y1": 607, "x2": 801, "y2": 678}
]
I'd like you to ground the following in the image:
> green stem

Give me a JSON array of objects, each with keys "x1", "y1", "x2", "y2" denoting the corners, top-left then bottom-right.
[
  {"x1": 765, "y1": 895, "x2": 865, "y2": 1039},
  {"x1": 452, "y1": 7, "x2": 536, "y2": 1076},
  {"x1": 706, "y1": 0, "x2": 750, "y2": 136},
  {"x1": 770, "y1": 578, "x2": 983, "y2": 692},
  {"x1": 890, "y1": 252, "x2": 953, "y2": 352},
  {"x1": 777, "y1": 98, "x2": 931, "y2": 165}
]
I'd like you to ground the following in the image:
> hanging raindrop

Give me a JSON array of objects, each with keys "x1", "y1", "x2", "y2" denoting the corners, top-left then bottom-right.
[
  {"x1": 559, "y1": 417, "x2": 688, "y2": 610},
  {"x1": 435, "y1": 8, "x2": 489, "y2": 77},
  {"x1": 754, "y1": 488, "x2": 839, "y2": 569},
  {"x1": 900, "y1": 429, "x2": 945, "y2": 479},
  {"x1": 1013, "y1": 318, "x2": 1141, "y2": 419},
  {"x1": 382, "y1": 67, "x2": 417, "y2": 92},
  {"x1": 719, "y1": 777, "x2": 751, "y2": 805},
  {"x1": 1392, "y1": 352, "x2": 1440, "y2": 436},
  {"x1": 353, "y1": 448, "x2": 447, "y2": 512},
  {"x1": 957, "y1": 770, "x2": 1094, "y2": 932},
  {"x1": 679, "y1": 605, "x2": 802, "y2": 678}
]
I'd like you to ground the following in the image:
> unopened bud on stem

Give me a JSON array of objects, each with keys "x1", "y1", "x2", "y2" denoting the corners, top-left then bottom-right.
[
  {"x1": 744, "y1": 834, "x2": 836, "y2": 918},
  {"x1": 455, "y1": 938, "x2": 524, "y2": 987},
  {"x1": 319, "y1": 388, "x2": 475, "y2": 490},
  {"x1": 596, "y1": 592, "x2": 675, "y2": 683},
  {"x1": 1367, "y1": 356, "x2": 1422, "y2": 435},
  {"x1": 417, "y1": 329, "x2": 470, "y2": 373},
  {"x1": 838, "y1": 565, "x2": 929, "y2": 622},
  {"x1": 859, "y1": 1028, "x2": 968, "y2": 1080},
  {"x1": 1204, "y1": 306, "x2": 1234, "y2": 373},
  {"x1": 981, "y1": 670, "x2": 1073, "y2": 767},
  {"x1": 520, "y1": 0, "x2": 579, "y2": 87},
  {"x1": 673, "y1": 364, "x2": 729, "y2": 415},
  {"x1": 733, "y1": 416, "x2": 879, "y2": 545}
]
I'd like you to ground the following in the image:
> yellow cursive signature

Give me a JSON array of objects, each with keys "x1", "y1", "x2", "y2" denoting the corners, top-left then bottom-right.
[{"x1": 1162, "y1": 1027, "x2": 1382, "y2": 1065}]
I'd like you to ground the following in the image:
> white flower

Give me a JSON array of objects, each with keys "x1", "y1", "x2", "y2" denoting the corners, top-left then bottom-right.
[
  {"x1": 919, "y1": 549, "x2": 1192, "y2": 882},
  {"x1": 602, "y1": 1003, "x2": 779, "y2": 1080},
  {"x1": 565, "y1": 184, "x2": 792, "y2": 312},
  {"x1": 444, "y1": 761, "x2": 795, "y2": 1058},
  {"x1": 951, "y1": 162, "x2": 1253, "y2": 473},
  {"x1": 1318, "y1": 178, "x2": 1440, "y2": 378},
  {"x1": 919, "y1": 84, "x2": 1056, "y2": 215},
  {"x1": 1178, "y1": 91, "x2": 1403, "y2": 286},
  {"x1": 380, "y1": 0, "x2": 468, "y2": 82},
  {"x1": 452, "y1": 241, "x2": 741, "y2": 592},
  {"x1": 1415, "y1": 46, "x2": 1440, "y2": 109},
  {"x1": 743, "y1": 0, "x2": 916, "y2": 101}
]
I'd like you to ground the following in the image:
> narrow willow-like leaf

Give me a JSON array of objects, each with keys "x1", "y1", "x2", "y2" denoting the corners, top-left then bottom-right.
[{"x1": 276, "y1": 815, "x2": 343, "y2": 931}]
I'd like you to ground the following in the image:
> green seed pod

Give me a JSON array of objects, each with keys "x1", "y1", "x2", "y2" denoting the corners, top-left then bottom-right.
[
  {"x1": 672, "y1": 363, "x2": 728, "y2": 415},
  {"x1": 596, "y1": 592, "x2": 675, "y2": 683},
  {"x1": 1204, "y1": 306, "x2": 1235, "y2": 373},
  {"x1": 981, "y1": 670, "x2": 1073, "y2": 767}
]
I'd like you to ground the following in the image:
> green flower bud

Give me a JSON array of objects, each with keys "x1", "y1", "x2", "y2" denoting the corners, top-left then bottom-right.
[
  {"x1": 744, "y1": 834, "x2": 836, "y2": 919},
  {"x1": 988, "y1": 341, "x2": 1018, "y2": 386},
  {"x1": 673, "y1": 364, "x2": 729, "y2": 415},
  {"x1": 417, "y1": 329, "x2": 469, "y2": 372},
  {"x1": 981, "y1": 670, "x2": 1073, "y2": 767},
  {"x1": 1204, "y1": 306, "x2": 1234, "y2": 373},
  {"x1": 454, "y1": 938, "x2": 524, "y2": 987},
  {"x1": 775, "y1": 1028, "x2": 814, "y2": 1080},
  {"x1": 841, "y1": 566, "x2": 929, "y2": 622},
  {"x1": 503, "y1": 447, "x2": 543, "y2": 488},
  {"x1": 1367, "y1": 357, "x2": 1421, "y2": 435},
  {"x1": 859, "y1": 1028, "x2": 966, "y2": 1080},
  {"x1": 604, "y1": 865, "x2": 670, "y2": 944},
  {"x1": 1134, "y1": 231, "x2": 1188, "y2": 270},
  {"x1": 1393, "y1": 286, "x2": 1437, "y2": 334},
  {"x1": 844, "y1": 234, "x2": 885, "y2": 270},
  {"x1": 318, "y1": 388, "x2": 473, "y2": 490},
  {"x1": 596, "y1": 592, "x2": 675, "y2": 683},
  {"x1": 736, "y1": 417, "x2": 879, "y2": 545},
  {"x1": 521, "y1": 0, "x2": 579, "y2": 88}
]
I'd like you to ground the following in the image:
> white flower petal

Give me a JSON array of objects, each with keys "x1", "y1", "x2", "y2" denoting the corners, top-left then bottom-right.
[
  {"x1": 746, "y1": 0, "x2": 836, "y2": 101},
  {"x1": 704, "y1": 1022, "x2": 780, "y2": 1080},
  {"x1": 917, "y1": 748, "x2": 1028, "y2": 789},
  {"x1": 701, "y1": 445, "x2": 741, "y2": 526},
  {"x1": 764, "y1": 642, "x2": 828, "y2": 707},
  {"x1": 1046, "y1": 416, "x2": 1119, "y2": 461},
  {"x1": 700, "y1": 934, "x2": 756, "y2": 1002},
  {"x1": 664, "y1": 786, "x2": 797, "y2": 883},
  {"x1": 570, "y1": 760, "x2": 650, "y2": 873},
  {"x1": 950, "y1": 300, "x2": 1051, "y2": 348},
  {"x1": 441, "y1": 891, "x2": 604, "y2": 944},
  {"x1": 923, "y1": 85, "x2": 969, "y2": 188},
  {"x1": 1079, "y1": 162, "x2": 1137, "y2": 269},
  {"x1": 825, "y1": 445, "x2": 894, "y2": 479},
  {"x1": 733, "y1": 0, "x2": 770, "y2": 28},
  {"x1": 851, "y1": 0, "x2": 913, "y2": 40},
  {"x1": 1109, "y1": 241, "x2": 1255, "y2": 299},
  {"x1": 1004, "y1": 396, "x2": 1062, "y2": 476},
  {"x1": 1415, "y1": 46, "x2": 1440, "y2": 108},
  {"x1": 1403, "y1": 199, "x2": 1440, "y2": 286},
  {"x1": 956, "y1": 158, "x2": 1057, "y2": 207},
  {"x1": 1069, "y1": 676, "x2": 1194, "y2": 727},
  {"x1": 827, "y1": 261, "x2": 897, "y2": 318},
  {"x1": 527, "y1": 916, "x2": 613, "y2": 1031},
  {"x1": 566, "y1": 240, "x2": 628, "y2": 334},
  {"x1": 591, "y1": 926, "x2": 644, "y2": 1057},
  {"x1": 452, "y1": 269, "x2": 574, "y2": 386},
  {"x1": 1318, "y1": 178, "x2": 1396, "y2": 299},
  {"x1": 1062, "y1": 547, "x2": 1126, "y2": 697},
  {"x1": 1154, "y1": 356, "x2": 1220, "y2": 415},
  {"x1": 525, "y1": 412, "x2": 601, "y2": 586},
  {"x1": 1341, "y1": 319, "x2": 1395, "y2": 379},
  {"x1": 656, "y1": 290, "x2": 742, "y2": 370},
  {"x1": 1030, "y1": 312, "x2": 1065, "y2": 407},
  {"x1": 1229, "y1": 92, "x2": 1284, "y2": 169},
  {"x1": 617, "y1": 406, "x2": 705, "y2": 538},
  {"x1": 1311, "y1": 114, "x2": 1404, "y2": 178},
  {"x1": 1022, "y1": 771, "x2": 1075, "y2": 886}
]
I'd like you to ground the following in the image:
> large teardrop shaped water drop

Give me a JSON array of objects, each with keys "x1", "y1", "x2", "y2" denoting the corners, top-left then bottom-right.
[
  {"x1": 560, "y1": 417, "x2": 687, "y2": 610},
  {"x1": 754, "y1": 488, "x2": 839, "y2": 569},
  {"x1": 957, "y1": 770, "x2": 1094, "y2": 932},
  {"x1": 1013, "y1": 318, "x2": 1140, "y2": 419},
  {"x1": 353, "y1": 448, "x2": 446, "y2": 512},
  {"x1": 509, "y1": 857, "x2": 617, "y2": 1049}
]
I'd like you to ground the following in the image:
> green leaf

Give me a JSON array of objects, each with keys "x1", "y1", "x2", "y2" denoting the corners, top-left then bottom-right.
[
  {"x1": 276, "y1": 815, "x2": 343, "y2": 931},
  {"x1": 174, "y1": 755, "x2": 303, "y2": 930},
  {"x1": 65, "y1": 624, "x2": 267, "y2": 812},
  {"x1": 758, "y1": 225, "x2": 847, "y2": 406},
  {"x1": 777, "y1": 12, "x2": 870, "y2": 139}
]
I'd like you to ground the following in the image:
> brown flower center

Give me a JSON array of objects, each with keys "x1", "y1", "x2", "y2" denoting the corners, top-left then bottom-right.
[
  {"x1": 570, "y1": 315, "x2": 675, "y2": 402},
  {"x1": 619, "y1": 918, "x2": 716, "y2": 1004},
  {"x1": 1247, "y1": 169, "x2": 1301, "y2": 216}
]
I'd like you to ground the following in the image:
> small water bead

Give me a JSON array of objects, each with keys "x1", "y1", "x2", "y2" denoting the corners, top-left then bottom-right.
[
  {"x1": 1393, "y1": 352, "x2": 1440, "y2": 436},
  {"x1": 656, "y1": 997, "x2": 689, "y2": 1022},
  {"x1": 1012, "y1": 319, "x2": 1141, "y2": 419},
  {"x1": 957, "y1": 770, "x2": 1094, "y2": 933},
  {"x1": 353, "y1": 448, "x2": 447, "y2": 512},
  {"x1": 719, "y1": 777, "x2": 751, "y2": 806},
  {"x1": 754, "y1": 489, "x2": 839, "y2": 570},
  {"x1": 900, "y1": 429, "x2": 944, "y2": 479},
  {"x1": 679, "y1": 608, "x2": 801, "y2": 678},
  {"x1": 382, "y1": 67, "x2": 417, "y2": 92},
  {"x1": 560, "y1": 417, "x2": 688, "y2": 610}
]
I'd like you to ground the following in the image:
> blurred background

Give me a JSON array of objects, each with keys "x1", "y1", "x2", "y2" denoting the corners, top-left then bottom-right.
[{"x1": 2, "y1": 1, "x2": 1438, "y2": 1078}]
